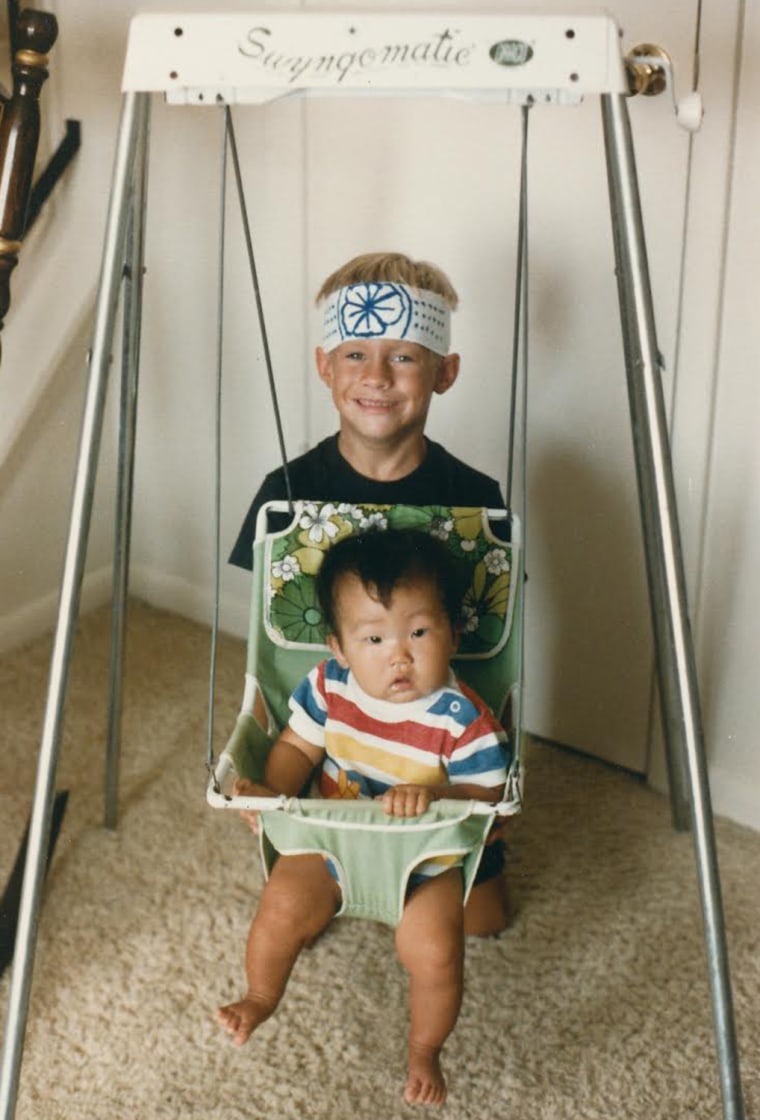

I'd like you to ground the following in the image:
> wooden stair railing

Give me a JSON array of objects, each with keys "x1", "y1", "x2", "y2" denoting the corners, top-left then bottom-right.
[{"x1": 0, "y1": 7, "x2": 58, "y2": 361}]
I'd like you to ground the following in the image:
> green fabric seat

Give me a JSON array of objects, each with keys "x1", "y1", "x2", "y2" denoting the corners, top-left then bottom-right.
[{"x1": 259, "y1": 799, "x2": 497, "y2": 926}]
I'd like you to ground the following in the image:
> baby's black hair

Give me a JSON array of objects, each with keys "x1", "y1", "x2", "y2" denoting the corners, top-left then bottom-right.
[{"x1": 316, "y1": 528, "x2": 465, "y2": 636}]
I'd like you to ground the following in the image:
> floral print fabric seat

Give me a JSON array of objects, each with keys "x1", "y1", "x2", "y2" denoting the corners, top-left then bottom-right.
[{"x1": 265, "y1": 502, "x2": 518, "y2": 660}]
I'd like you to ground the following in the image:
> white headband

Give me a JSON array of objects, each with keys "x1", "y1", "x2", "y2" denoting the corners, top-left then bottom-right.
[{"x1": 321, "y1": 282, "x2": 451, "y2": 356}]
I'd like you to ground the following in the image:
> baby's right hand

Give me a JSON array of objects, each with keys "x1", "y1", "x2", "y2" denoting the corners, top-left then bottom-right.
[{"x1": 380, "y1": 785, "x2": 434, "y2": 817}]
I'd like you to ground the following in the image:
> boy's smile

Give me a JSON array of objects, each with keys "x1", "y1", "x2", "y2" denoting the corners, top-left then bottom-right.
[{"x1": 316, "y1": 339, "x2": 459, "y2": 454}]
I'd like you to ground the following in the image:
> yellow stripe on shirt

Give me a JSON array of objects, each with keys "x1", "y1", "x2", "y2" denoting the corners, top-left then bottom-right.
[{"x1": 326, "y1": 729, "x2": 447, "y2": 787}]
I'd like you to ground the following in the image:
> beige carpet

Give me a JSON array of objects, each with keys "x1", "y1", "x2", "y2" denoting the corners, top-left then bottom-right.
[{"x1": 1, "y1": 600, "x2": 758, "y2": 1120}]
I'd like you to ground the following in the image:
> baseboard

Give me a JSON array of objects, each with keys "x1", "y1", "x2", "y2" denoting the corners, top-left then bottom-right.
[
  {"x1": 0, "y1": 565, "x2": 114, "y2": 657},
  {"x1": 651, "y1": 750, "x2": 760, "y2": 833},
  {"x1": 0, "y1": 564, "x2": 249, "y2": 659},
  {"x1": 129, "y1": 564, "x2": 250, "y2": 641},
  {"x1": 707, "y1": 766, "x2": 760, "y2": 833},
  {"x1": 3, "y1": 566, "x2": 758, "y2": 834}
]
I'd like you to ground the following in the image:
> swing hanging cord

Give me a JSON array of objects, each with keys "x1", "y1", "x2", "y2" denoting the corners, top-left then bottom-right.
[
  {"x1": 506, "y1": 100, "x2": 531, "y2": 799},
  {"x1": 206, "y1": 108, "x2": 230, "y2": 791},
  {"x1": 207, "y1": 106, "x2": 299, "y2": 785},
  {"x1": 225, "y1": 106, "x2": 293, "y2": 511},
  {"x1": 506, "y1": 100, "x2": 531, "y2": 519}
]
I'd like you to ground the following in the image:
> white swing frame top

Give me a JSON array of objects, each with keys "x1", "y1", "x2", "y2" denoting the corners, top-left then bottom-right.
[{"x1": 122, "y1": 11, "x2": 627, "y2": 105}]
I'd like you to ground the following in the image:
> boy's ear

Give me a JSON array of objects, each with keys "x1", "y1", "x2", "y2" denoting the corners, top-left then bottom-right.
[
  {"x1": 327, "y1": 632, "x2": 348, "y2": 667},
  {"x1": 434, "y1": 352, "x2": 460, "y2": 396},
  {"x1": 316, "y1": 346, "x2": 333, "y2": 387}
]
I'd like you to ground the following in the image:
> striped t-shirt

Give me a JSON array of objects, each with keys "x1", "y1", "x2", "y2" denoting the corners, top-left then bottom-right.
[{"x1": 288, "y1": 658, "x2": 510, "y2": 802}]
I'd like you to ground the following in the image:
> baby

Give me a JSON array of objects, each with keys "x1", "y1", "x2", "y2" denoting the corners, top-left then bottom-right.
[{"x1": 218, "y1": 528, "x2": 510, "y2": 1106}]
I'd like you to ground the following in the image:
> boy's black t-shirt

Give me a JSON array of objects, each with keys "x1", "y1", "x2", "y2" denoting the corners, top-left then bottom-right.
[{"x1": 229, "y1": 434, "x2": 505, "y2": 570}]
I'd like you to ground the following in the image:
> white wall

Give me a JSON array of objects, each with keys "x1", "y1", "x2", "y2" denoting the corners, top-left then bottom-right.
[
  {"x1": 0, "y1": 309, "x2": 115, "y2": 655},
  {"x1": 691, "y1": 0, "x2": 760, "y2": 831},
  {"x1": 126, "y1": 0, "x2": 699, "y2": 778},
  {"x1": 1, "y1": 0, "x2": 306, "y2": 640},
  {"x1": 2, "y1": 0, "x2": 760, "y2": 829},
  {"x1": 0, "y1": 0, "x2": 151, "y2": 643}
]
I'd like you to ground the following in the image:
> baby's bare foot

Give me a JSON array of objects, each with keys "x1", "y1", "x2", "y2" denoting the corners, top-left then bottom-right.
[
  {"x1": 404, "y1": 1043, "x2": 447, "y2": 1107},
  {"x1": 216, "y1": 995, "x2": 273, "y2": 1045}
]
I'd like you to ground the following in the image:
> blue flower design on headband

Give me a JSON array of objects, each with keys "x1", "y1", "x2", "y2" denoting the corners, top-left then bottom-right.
[{"x1": 338, "y1": 282, "x2": 413, "y2": 340}]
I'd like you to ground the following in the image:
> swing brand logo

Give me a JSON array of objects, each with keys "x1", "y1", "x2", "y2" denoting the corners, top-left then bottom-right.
[
  {"x1": 237, "y1": 25, "x2": 475, "y2": 85},
  {"x1": 489, "y1": 40, "x2": 534, "y2": 67}
]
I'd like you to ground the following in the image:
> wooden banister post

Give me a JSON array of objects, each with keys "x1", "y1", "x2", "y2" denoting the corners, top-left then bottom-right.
[{"x1": 0, "y1": 7, "x2": 58, "y2": 356}]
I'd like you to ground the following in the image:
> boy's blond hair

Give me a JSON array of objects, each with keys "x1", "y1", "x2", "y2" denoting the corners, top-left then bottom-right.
[{"x1": 315, "y1": 252, "x2": 459, "y2": 310}]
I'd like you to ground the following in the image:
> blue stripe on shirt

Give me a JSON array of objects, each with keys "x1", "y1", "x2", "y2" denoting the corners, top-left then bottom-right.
[
  {"x1": 290, "y1": 673, "x2": 327, "y2": 728},
  {"x1": 323, "y1": 659, "x2": 350, "y2": 685},
  {"x1": 427, "y1": 689, "x2": 480, "y2": 728},
  {"x1": 448, "y1": 742, "x2": 510, "y2": 780}
]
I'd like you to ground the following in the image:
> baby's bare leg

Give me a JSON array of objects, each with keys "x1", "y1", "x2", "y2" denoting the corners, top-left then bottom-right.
[
  {"x1": 217, "y1": 853, "x2": 340, "y2": 1045},
  {"x1": 394, "y1": 868, "x2": 464, "y2": 1107}
]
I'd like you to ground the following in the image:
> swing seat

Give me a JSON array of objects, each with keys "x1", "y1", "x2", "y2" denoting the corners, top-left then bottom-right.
[
  {"x1": 208, "y1": 501, "x2": 524, "y2": 925},
  {"x1": 259, "y1": 798, "x2": 498, "y2": 925}
]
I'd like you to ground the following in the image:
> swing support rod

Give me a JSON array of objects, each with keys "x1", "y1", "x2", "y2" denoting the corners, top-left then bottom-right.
[
  {"x1": 0, "y1": 90, "x2": 150, "y2": 1120},
  {"x1": 104, "y1": 94, "x2": 150, "y2": 830},
  {"x1": 601, "y1": 91, "x2": 744, "y2": 1120}
]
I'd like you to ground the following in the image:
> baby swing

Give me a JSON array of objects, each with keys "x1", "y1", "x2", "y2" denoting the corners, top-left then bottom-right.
[
  {"x1": 208, "y1": 498, "x2": 524, "y2": 925},
  {"x1": 201, "y1": 93, "x2": 529, "y2": 925},
  {"x1": 0, "y1": 13, "x2": 745, "y2": 1120}
]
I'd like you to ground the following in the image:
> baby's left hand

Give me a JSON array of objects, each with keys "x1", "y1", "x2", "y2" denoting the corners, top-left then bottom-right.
[{"x1": 380, "y1": 785, "x2": 434, "y2": 817}]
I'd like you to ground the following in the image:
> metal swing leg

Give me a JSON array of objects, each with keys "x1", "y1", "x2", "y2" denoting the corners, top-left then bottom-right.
[
  {"x1": 0, "y1": 90, "x2": 150, "y2": 1120},
  {"x1": 601, "y1": 93, "x2": 744, "y2": 1120}
]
